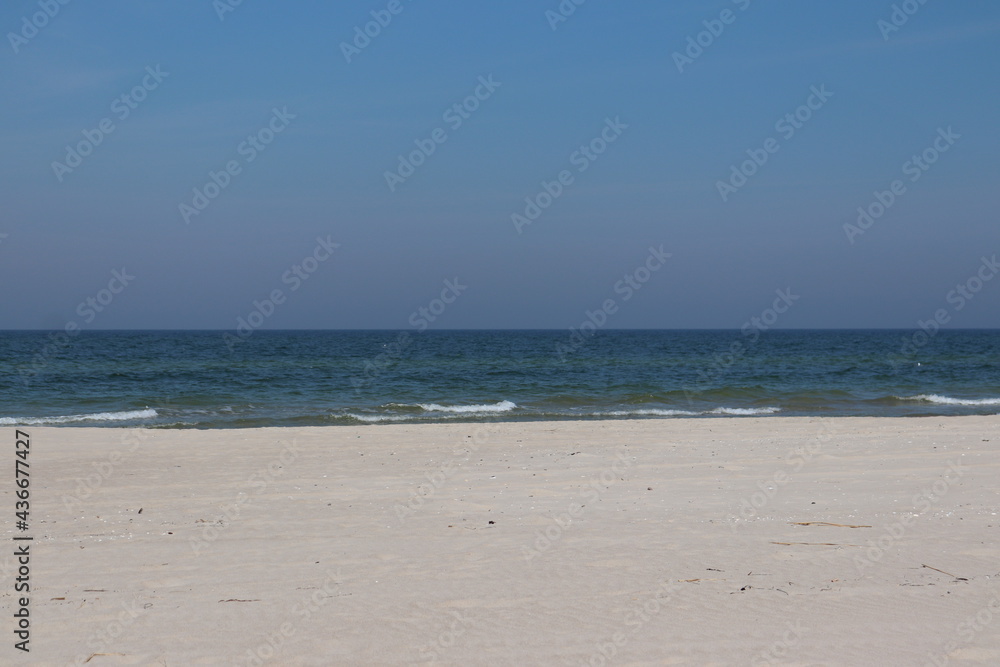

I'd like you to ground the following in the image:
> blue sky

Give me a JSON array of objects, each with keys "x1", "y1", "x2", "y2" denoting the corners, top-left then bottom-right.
[{"x1": 1, "y1": 1, "x2": 998, "y2": 330}]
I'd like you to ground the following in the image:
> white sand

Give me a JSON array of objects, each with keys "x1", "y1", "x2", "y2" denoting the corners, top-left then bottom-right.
[{"x1": 5, "y1": 416, "x2": 1000, "y2": 665}]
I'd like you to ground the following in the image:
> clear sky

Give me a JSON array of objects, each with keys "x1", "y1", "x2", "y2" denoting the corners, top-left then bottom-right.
[{"x1": 2, "y1": 1, "x2": 999, "y2": 330}]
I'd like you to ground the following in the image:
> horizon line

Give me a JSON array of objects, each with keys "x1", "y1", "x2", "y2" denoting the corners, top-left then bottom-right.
[{"x1": 2, "y1": 328, "x2": 999, "y2": 333}]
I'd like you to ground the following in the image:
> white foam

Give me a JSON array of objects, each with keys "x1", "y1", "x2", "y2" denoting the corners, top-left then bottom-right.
[
  {"x1": 341, "y1": 402, "x2": 780, "y2": 423},
  {"x1": 342, "y1": 400, "x2": 517, "y2": 423},
  {"x1": 709, "y1": 407, "x2": 781, "y2": 416},
  {"x1": 417, "y1": 401, "x2": 517, "y2": 414},
  {"x1": 0, "y1": 409, "x2": 158, "y2": 426},
  {"x1": 595, "y1": 406, "x2": 780, "y2": 417},
  {"x1": 596, "y1": 409, "x2": 700, "y2": 417},
  {"x1": 903, "y1": 394, "x2": 1000, "y2": 406},
  {"x1": 342, "y1": 413, "x2": 413, "y2": 423}
]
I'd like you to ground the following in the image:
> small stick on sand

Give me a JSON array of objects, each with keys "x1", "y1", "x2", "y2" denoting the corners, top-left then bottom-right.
[
  {"x1": 84, "y1": 655, "x2": 126, "y2": 664},
  {"x1": 771, "y1": 541, "x2": 864, "y2": 547},
  {"x1": 922, "y1": 564, "x2": 968, "y2": 580},
  {"x1": 790, "y1": 522, "x2": 872, "y2": 528}
]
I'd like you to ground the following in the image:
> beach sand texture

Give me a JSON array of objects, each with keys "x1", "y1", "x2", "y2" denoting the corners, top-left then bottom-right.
[{"x1": 5, "y1": 416, "x2": 1000, "y2": 665}]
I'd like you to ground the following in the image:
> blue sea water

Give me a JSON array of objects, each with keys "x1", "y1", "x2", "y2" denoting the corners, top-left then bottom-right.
[{"x1": 1, "y1": 330, "x2": 998, "y2": 428}]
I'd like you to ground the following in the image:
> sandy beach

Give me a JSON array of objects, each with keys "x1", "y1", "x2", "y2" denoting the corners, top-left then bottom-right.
[{"x1": 5, "y1": 416, "x2": 1000, "y2": 665}]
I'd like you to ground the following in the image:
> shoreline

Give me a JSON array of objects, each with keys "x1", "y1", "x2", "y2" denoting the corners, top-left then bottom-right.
[
  {"x1": 8, "y1": 415, "x2": 1000, "y2": 664},
  {"x1": 10, "y1": 409, "x2": 1000, "y2": 430}
]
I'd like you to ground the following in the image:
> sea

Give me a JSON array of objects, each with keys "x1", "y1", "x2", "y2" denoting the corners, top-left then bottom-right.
[{"x1": 1, "y1": 330, "x2": 999, "y2": 428}]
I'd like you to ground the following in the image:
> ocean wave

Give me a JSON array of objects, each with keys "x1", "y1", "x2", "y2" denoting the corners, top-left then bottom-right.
[
  {"x1": 901, "y1": 394, "x2": 1000, "y2": 406},
  {"x1": 594, "y1": 406, "x2": 780, "y2": 418},
  {"x1": 417, "y1": 401, "x2": 517, "y2": 414},
  {"x1": 0, "y1": 409, "x2": 158, "y2": 426},
  {"x1": 595, "y1": 409, "x2": 700, "y2": 417},
  {"x1": 337, "y1": 401, "x2": 517, "y2": 423},
  {"x1": 339, "y1": 403, "x2": 781, "y2": 423},
  {"x1": 341, "y1": 413, "x2": 414, "y2": 424},
  {"x1": 709, "y1": 407, "x2": 781, "y2": 415}
]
